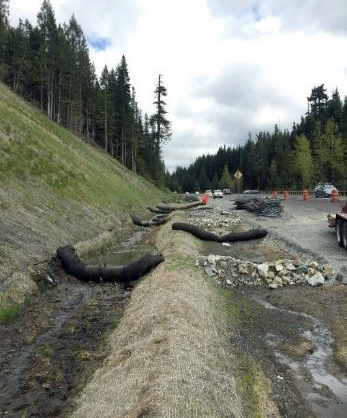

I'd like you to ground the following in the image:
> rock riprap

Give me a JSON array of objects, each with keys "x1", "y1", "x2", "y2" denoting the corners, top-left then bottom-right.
[
  {"x1": 196, "y1": 255, "x2": 336, "y2": 288},
  {"x1": 186, "y1": 207, "x2": 241, "y2": 229}
]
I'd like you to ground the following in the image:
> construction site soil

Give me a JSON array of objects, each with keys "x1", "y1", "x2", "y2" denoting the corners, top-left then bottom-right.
[{"x1": 0, "y1": 204, "x2": 346, "y2": 417}]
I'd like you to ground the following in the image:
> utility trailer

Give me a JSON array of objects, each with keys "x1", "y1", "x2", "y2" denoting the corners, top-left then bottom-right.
[{"x1": 328, "y1": 202, "x2": 347, "y2": 248}]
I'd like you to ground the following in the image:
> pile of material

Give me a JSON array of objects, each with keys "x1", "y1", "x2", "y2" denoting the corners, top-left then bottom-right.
[
  {"x1": 197, "y1": 255, "x2": 337, "y2": 288},
  {"x1": 183, "y1": 193, "x2": 200, "y2": 202},
  {"x1": 185, "y1": 207, "x2": 241, "y2": 229},
  {"x1": 234, "y1": 197, "x2": 283, "y2": 217},
  {"x1": 132, "y1": 215, "x2": 169, "y2": 228}
]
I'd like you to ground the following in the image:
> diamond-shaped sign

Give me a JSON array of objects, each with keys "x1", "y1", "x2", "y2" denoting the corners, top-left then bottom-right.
[{"x1": 234, "y1": 170, "x2": 243, "y2": 180}]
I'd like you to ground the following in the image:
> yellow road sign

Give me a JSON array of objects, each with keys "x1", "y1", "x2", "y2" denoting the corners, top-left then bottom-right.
[{"x1": 234, "y1": 170, "x2": 243, "y2": 180}]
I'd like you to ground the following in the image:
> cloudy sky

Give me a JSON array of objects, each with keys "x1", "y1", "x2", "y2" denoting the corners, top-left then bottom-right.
[{"x1": 9, "y1": 0, "x2": 347, "y2": 171}]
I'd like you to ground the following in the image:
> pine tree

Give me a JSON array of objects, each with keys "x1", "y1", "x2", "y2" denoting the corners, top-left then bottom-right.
[
  {"x1": 293, "y1": 134, "x2": 313, "y2": 188},
  {"x1": 99, "y1": 65, "x2": 109, "y2": 152},
  {"x1": 37, "y1": 0, "x2": 57, "y2": 117},
  {"x1": 220, "y1": 164, "x2": 233, "y2": 189},
  {"x1": 150, "y1": 74, "x2": 171, "y2": 185},
  {"x1": 198, "y1": 165, "x2": 208, "y2": 191},
  {"x1": 269, "y1": 160, "x2": 278, "y2": 188},
  {"x1": 340, "y1": 97, "x2": 347, "y2": 146},
  {"x1": 317, "y1": 119, "x2": 346, "y2": 183},
  {"x1": 211, "y1": 172, "x2": 219, "y2": 190},
  {"x1": 114, "y1": 55, "x2": 131, "y2": 165},
  {"x1": 327, "y1": 88, "x2": 342, "y2": 123},
  {"x1": 0, "y1": 0, "x2": 9, "y2": 80},
  {"x1": 307, "y1": 84, "x2": 328, "y2": 122}
]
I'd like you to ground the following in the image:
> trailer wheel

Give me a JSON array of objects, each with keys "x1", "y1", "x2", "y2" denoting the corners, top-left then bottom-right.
[
  {"x1": 342, "y1": 222, "x2": 347, "y2": 250},
  {"x1": 336, "y1": 219, "x2": 344, "y2": 247}
]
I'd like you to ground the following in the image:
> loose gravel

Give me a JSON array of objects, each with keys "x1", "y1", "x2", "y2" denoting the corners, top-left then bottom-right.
[{"x1": 210, "y1": 195, "x2": 347, "y2": 277}]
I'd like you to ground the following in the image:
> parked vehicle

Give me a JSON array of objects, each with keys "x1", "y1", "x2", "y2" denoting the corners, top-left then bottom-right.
[
  {"x1": 195, "y1": 191, "x2": 200, "y2": 195},
  {"x1": 205, "y1": 190, "x2": 213, "y2": 198},
  {"x1": 223, "y1": 188, "x2": 231, "y2": 195},
  {"x1": 213, "y1": 189, "x2": 223, "y2": 198},
  {"x1": 315, "y1": 183, "x2": 338, "y2": 198},
  {"x1": 328, "y1": 202, "x2": 347, "y2": 248}
]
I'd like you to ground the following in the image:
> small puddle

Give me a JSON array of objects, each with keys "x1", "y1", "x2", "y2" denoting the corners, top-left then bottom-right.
[
  {"x1": 85, "y1": 231, "x2": 154, "y2": 266},
  {"x1": 256, "y1": 297, "x2": 347, "y2": 417}
]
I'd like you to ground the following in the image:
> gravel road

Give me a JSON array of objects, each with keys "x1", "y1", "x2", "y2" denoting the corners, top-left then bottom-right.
[{"x1": 210, "y1": 194, "x2": 347, "y2": 275}]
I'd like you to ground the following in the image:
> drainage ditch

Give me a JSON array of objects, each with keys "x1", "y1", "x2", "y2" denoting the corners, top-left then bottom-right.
[{"x1": 0, "y1": 230, "x2": 156, "y2": 417}]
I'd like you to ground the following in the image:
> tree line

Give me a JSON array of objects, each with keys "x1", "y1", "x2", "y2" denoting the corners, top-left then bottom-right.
[
  {"x1": 168, "y1": 84, "x2": 347, "y2": 193},
  {"x1": 0, "y1": 0, "x2": 171, "y2": 185}
]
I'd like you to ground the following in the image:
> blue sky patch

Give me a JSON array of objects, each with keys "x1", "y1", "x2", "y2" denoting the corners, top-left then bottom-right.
[{"x1": 87, "y1": 36, "x2": 111, "y2": 51}]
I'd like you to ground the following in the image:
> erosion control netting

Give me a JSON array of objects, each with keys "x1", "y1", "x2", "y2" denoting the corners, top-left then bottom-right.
[{"x1": 234, "y1": 197, "x2": 283, "y2": 217}]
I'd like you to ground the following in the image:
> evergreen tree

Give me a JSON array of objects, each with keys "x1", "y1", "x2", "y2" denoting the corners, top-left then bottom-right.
[
  {"x1": 269, "y1": 160, "x2": 278, "y2": 188},
  {"x1": 220, "y1": 164, "x2": 233, "y2": 189},
  {"x1": 0, "y1": 0, "x2": 9, "y2": 80},
  {"x1": 327, "y1": 88, "x2": 342, "y2": 123},
  {"x1": 293, "y1": 134, "x2": 313, "y2": 188},
  {"x1": 307, "y1": 84, "x2": 328, "y2": 121},
  {"x1": 340, "y1": 97, "x2": 347, "y2": 146},
  {"x1": 150, "y1": 74, "x2": 171, "y2": 185},
  {"x1": 114, "y1": 55, "x2": 131, "y2": 165},
  {"x1": 198, "y1": 165, "x2": 208, "y2": 191},
  {"x1": 37, "y1": 0, "x2": 57, "y2": 117},
  {"x1": 317, "y1": 119, "x2": 345, "y2": 183},
  {"x1": 99, "y1": 65, "x2": 109, "y2": 151},
  {"x1": 211, "y1": 172, "x2": 219, "y2": 190}
]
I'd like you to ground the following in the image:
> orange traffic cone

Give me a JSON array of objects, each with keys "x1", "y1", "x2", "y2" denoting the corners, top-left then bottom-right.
[
  {"x1": 303, "y1": 189, "x2": 309, "y2": 201},
  {"x1": 201, "y1": 194, "x2": 208, "y2": 205},
  {"x1": 331, "y1": 189, "x2": 339, "y2": 202}
]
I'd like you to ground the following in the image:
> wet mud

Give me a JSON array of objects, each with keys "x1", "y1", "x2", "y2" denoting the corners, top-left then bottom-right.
[
  {"x1": 0, "y1": 231, "x2": 155, "y2": 417},
  {"x1": 194, "y1": 206, "x2": 347, "y2": 417},
  {"x1": 210, "y1": 238, "x2": 347, "y2": 417}
]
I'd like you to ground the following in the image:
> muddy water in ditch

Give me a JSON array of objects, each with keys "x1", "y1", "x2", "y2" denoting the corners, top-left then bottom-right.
[
  {"x1": 84, "y1": 230, "x2": 153, "y2": 266},
  {"x1": 256, "y1": 297, "x2": 347, "y2": 418},
  {"x1": 0, "y1": 231, "x2": 155, "y2": 417}
]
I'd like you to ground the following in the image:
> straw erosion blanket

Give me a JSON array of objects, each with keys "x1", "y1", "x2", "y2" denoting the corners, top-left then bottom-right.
[{"x1": 70, "y1": 215, "x2": 243, "y2": 418}]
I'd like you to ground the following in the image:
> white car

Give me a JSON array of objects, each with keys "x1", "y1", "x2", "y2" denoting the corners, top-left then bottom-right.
[
  {"x1": 213, "y1": 189, "x2": 223, "y2": 198},
  {"x1": 205, "y1": 190, "x2": 213, "y2": 197}
]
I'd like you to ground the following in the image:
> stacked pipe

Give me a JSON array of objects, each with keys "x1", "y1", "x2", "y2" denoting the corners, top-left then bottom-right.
[{"x1": 234, "y1": 197, "x2": 283, "y2": 217}]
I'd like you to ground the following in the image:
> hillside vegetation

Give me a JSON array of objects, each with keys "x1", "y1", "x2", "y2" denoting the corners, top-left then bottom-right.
[{"x1": 0, "y1": 82, "x2": 169, "y2": 297}]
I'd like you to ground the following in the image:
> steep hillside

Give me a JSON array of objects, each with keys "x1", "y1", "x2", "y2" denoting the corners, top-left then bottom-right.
[{"x1": 0, "y1": 83, "x2": 169, "y2": 302}]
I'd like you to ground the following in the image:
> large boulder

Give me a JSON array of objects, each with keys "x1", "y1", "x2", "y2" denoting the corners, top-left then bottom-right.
[{"x1": 306, "y1": 271, "x2": 325, "y2": 287}]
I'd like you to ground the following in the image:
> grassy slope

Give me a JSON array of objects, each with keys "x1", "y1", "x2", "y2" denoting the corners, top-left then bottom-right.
[{"x1": 0, "y1": 82, "x2": 169, "y2": 284}]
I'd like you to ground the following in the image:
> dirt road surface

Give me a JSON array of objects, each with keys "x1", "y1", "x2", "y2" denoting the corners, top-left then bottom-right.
[{"x1": 211, "y1": 194, "x2": 347, "y2": 274}]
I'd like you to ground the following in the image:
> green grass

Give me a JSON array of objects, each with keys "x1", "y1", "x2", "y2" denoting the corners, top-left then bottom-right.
[
  {"x1": 165, "y1": 254, "x2": 195, "y2": 272},
  {"x1": 0, "y1": 303, "x2": 21, "y2": 323},
  {"x1": 0, "y1": 82, "x2": 170, "y2": 213},
  {"x1": 214, "y1": 287, "x2": 279, "y2": 417}
]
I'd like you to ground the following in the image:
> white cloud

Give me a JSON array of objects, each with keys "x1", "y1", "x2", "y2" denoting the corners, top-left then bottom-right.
[{"x1": 8, "y1": 0, "x2": 347, "y2": 172}]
